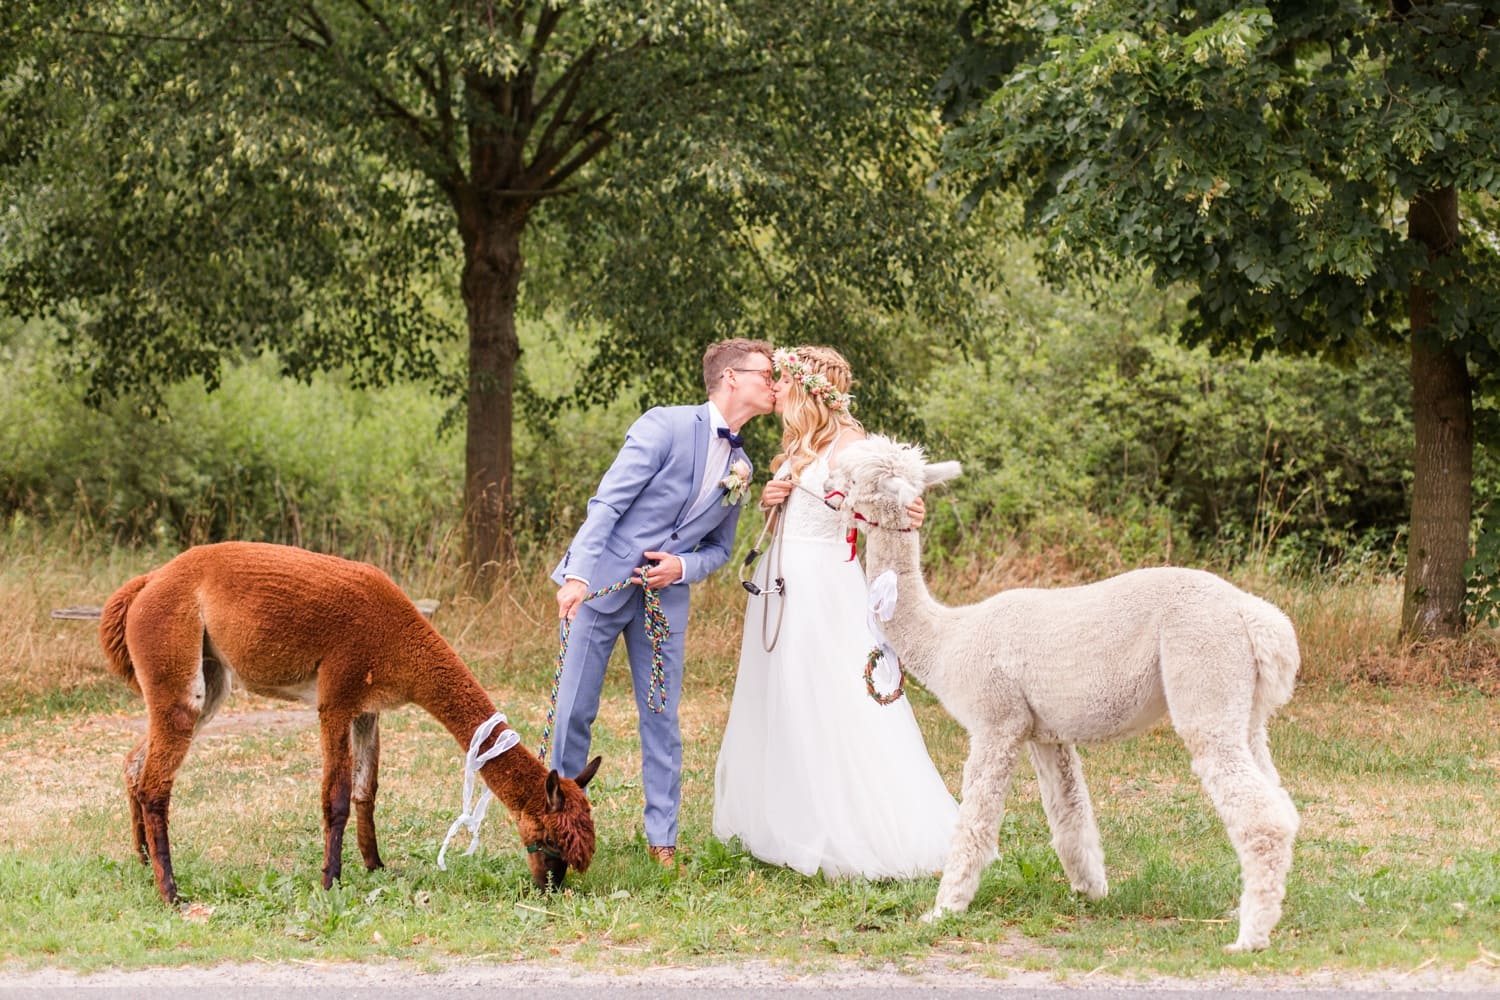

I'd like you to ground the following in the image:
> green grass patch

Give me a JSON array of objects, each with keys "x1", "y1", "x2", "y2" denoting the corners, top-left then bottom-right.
[{"x1": 1, "y1": 543, "x2": 1497, "y2": 981}]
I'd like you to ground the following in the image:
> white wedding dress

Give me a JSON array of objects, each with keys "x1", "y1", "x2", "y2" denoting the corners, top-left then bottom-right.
[{"x1": 712, "y1": 450, "x2": 958, "y2": 879}]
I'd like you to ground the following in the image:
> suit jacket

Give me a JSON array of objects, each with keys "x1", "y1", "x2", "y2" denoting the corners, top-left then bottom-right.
[{"x1": 552, "y1": 403, "x2": 751, "y2": 615}]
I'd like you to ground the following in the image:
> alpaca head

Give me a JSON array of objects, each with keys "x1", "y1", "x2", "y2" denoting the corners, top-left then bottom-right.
[
  {"x1": 826, "y1": 435, "x2": 962, "y2": 535},
  {"x1": 520, "y1": 755, "x2": 601, "y2": 890}
]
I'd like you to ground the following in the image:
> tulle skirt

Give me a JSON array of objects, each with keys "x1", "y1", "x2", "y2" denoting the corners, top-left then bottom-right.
[{"x1": 712, "y1": 535, "x2": 957, "y2": 879}]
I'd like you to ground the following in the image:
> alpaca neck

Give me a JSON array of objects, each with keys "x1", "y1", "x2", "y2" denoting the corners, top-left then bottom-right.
[
  {"x1": 863, "y1": 527, "x2": 945, "y2": 684},
  {"x1": 402, "y1": 629, "x2": 550, "y2": 813}
]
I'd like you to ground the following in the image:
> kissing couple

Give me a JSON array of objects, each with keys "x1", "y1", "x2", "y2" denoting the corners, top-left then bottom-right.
[{"x1": 550, "y1": 339, "x2": 955, "y2": 876}]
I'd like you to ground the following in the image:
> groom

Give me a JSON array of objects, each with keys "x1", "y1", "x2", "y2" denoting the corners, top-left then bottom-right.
[{"x1": 551, "y1": 338, "x2": 778, "y2": 867}]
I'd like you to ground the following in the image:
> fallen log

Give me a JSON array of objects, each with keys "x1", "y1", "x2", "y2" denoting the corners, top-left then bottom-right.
[{"x1": 52, "y1": 598, "x2": 440, "y2": 620}]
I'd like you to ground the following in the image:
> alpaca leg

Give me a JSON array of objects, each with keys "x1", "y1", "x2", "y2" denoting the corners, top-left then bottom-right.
[
  {"x1": 1249, "y1": 722, "x2": 1298, "y2": 833},
  {"x1": 1181, "y1": 730, "x2": 1299, "y2": 952},
  {"x1": 1028, "y1": 742, "x2": 1107, "y2": 900},
  {"x1": 134, "y1": 702, "x2": 201, "y2": 904},
  {"x1": 925, "y1": 728, "x2": 1026, "y2": 921},
  {"x1": 1249, "y1": 723, "x2": 1287, "y2": 788},
  {"x1": 123, "y1": 737, "x2": 149, "y2": 863},
  {"x1": 319, "y1": 711, "x2": 356, "y2": 889},
  {"x1": 350, "y1": 712, "x2": 384, "y2": 872}
]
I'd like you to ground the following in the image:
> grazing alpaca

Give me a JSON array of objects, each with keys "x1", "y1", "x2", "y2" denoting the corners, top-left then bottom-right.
[
  {"x1": 98, "y1": 541, "x2": 601, "y2": 904},
  {"x1": 827, "y1": 437, "x2": 1300, "y2": 953}
]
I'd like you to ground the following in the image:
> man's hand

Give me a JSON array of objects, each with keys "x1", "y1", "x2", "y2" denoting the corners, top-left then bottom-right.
[
  {"x1": 636, "y1": 552, "x2": 684, "y2": 589},
  {"x1": 557, "y1": 578, "x2": 589, "y2": 621}
]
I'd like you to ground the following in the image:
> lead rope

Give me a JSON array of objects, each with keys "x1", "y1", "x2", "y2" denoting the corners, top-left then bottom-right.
[
  {"x1": 739, "y1": 504, "x2": 788, "y2": 652},
  {"x1": 759, "y1": 514, "x2": 787, "y2": 651},
  {"x1": 537, "y1": 568, "x2": 670, "y2": 766},
  {"x1": 739, "y1": 478, "x2": 852, "y2": 653}
]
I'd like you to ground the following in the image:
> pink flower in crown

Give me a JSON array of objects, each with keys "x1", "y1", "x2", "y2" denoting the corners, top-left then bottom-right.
[{"x1": 772, "y1": 347, "x2": 854, "y2": 411}]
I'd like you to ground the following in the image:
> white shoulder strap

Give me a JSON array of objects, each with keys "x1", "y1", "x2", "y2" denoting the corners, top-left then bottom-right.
[{"x1": 819, "y1": 429, "x2": 845, "y2": 463}]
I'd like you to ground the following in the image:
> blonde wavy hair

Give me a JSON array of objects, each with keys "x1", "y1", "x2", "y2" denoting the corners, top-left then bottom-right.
[{"x1": 772, "y1": 345, "x2": 863, "y2": 480}]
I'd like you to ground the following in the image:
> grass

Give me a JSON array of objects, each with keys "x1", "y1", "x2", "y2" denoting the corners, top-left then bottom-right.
[{"x1": 1, "y1": 530, "x2": 1497, "y2": 983}]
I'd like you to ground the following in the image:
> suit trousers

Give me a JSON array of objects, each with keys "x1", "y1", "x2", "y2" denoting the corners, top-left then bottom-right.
[{"x1": 551, "y1": 583, "x2": 689, "y2": 847}]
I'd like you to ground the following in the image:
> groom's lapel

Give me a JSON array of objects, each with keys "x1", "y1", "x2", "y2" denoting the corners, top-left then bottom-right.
[
  {"x1": 674, "y1": 405, "x2": 713, "y2": 527},
  {"x1": 683, "y1": 445, "x2": 750, "y2": 527}
]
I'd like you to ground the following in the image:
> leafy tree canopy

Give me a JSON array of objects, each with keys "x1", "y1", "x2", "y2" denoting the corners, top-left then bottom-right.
[
  {"x1": 938, "y1": 0, "x2": 1500, "y2": 638},
  {"x1": 940, "y1": 0, "x2": 1500, "y2": 372},
  {"x1": 2, "y1": 2, "x2": 983, "y2": 435}
]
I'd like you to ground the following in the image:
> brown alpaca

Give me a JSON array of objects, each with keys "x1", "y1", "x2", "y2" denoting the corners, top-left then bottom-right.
[{"x1": 98, "y1": 541, "x2": 601, "y2": 905}]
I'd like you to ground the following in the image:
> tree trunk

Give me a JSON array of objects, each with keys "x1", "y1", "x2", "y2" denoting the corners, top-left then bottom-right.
[
  {"x1": 459, "y1": 205, "x2": 526, "y2": 597},
  {"x1": 1400, "y1": 185, "x2": 1471, "y2": 641}
]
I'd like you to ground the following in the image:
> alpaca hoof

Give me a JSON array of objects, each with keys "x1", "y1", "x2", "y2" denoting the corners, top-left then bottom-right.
[
  {"x1": 1072, "y1": 877, "x2": 1108, "y2": 901},
  {"x1": 922, "y1": 898, "x2": 967, "y2": 923},
  {"x1": 1224, "y1": 936, "x2": 1268, "y2": 954}
]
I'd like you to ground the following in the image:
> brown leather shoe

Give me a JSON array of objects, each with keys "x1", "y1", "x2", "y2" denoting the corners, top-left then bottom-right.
[{"x1": 647, "y1": 845, "x2": 679, "y2": 868}]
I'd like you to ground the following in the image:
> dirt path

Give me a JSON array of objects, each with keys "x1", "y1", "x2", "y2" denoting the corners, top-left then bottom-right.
[{"x1": 3, "y1": 956, "x2": 1499, "y2": 994}]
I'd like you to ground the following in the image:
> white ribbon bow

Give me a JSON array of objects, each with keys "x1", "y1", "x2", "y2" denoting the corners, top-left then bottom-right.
[
  {"x1": 866, "y1": 570, "x2": 902, "y2": 689},
  {"x1": 437, "y1": 712, "x2": 520, "y2": 870}
]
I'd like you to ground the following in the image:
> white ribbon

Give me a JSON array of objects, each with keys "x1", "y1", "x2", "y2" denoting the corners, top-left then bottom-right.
[
  {"x1": 437, "y1": 712, "x2": 520, "y2": 870},
  {"x1": 866, "y1": 570, "x2": 902, "y2": 690}
]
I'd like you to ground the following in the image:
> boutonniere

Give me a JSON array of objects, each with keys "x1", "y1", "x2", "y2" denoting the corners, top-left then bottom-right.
[{"x1": 720, "y1": 459, "x2": 752, "y2": 506}]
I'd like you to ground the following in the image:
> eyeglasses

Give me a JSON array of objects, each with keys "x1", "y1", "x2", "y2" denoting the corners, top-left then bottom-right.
[{"x1": 730, "y1": 367, "x2": 776, "y2": 386}]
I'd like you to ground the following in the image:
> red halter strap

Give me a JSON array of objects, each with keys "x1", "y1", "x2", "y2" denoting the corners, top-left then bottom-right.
[
  {"x1": 845, "y1": 510, "x2": 913, "y2": 561},
  {"x1": 829, "y1": 488, "x2": 917, "y2": 561}
]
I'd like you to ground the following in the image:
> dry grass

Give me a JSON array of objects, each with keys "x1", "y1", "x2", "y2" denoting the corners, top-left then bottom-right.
[{"x1": 3, "y1": 535, "x2": 1490, "y2": 851}]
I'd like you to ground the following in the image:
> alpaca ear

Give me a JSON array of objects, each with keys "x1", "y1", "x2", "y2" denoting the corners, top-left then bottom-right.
[
  {"x1": 924, "y1": 461, "x2": 962, "y2": 489},
  {"x1": 546, "y1": 770, "x2": 565, "y2": 813},
  {"x1": 574, "y1": 756, "x2": 602, "y2": 791}
]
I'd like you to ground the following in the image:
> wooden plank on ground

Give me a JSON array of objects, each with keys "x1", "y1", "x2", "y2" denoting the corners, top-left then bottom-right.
[{"x1": 51, "y1": 599, "x2": 440, "y2": 621}]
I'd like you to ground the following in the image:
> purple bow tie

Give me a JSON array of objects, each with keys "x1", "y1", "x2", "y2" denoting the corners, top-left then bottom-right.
[{"x1": 717, "y1": 427, "x2": 743, "y2": 449}]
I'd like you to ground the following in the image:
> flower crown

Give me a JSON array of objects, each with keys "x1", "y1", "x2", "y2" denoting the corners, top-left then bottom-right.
[{"x1": 772, "y1": 348, "x2": 854, "y2": 411}]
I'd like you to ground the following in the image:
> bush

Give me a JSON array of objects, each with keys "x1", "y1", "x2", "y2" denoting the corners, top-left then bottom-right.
[
  {"x1": 0, "y1": 316, "x2": 648, "y2": 568},
  {"x1": 0, "y1": 318, "x2": 462, "y2": 560},
  {"x1": 918, "y1": 270, "x2": 1426, "y2": 574}
]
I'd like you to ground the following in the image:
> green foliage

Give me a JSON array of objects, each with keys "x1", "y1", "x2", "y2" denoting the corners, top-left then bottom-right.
[
  {"x1": 0, "y1": 313, "x2": 664, "y2": 560},
  {"x1": 0, "y1": 319, "x2": 461, "y2": 560},
  {"x1": 1464, "y1": 505, "x2": 1500, "y2": 627},
  {"x1": 917, "y1": 246, "x2": 1430, "y2": 572},
  {"x1": 6, "y1": 255, "x2": 1467, "y2": 579},
  {"x1": 938, "y1": 0, "x2": 1500, "y2": 635},
  {"x1": 1, "y1": 1, "x2": 986, "y2": 434},
  {"x1": 2, "y1": 0, "x2": 993, "y2": 565},
  {"x1": 941, "y1": 1, "x2": 1500, "y2": 361},
  {"x1": 530, "y1": 0, "x2": 988, "y2": 439},
  {"x1": 0, "y1": 1, "x2": 455, "y2": 411}
]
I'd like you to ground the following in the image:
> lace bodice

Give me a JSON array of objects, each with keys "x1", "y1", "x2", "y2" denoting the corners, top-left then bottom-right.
[{"x1": 778, "y1": 455, "x2": 844, "y2": 542}]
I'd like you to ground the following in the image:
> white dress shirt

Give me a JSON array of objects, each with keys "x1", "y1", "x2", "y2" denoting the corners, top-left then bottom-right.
[{"x1": 690, "y1": 400, "x2": 734, "y2": 515}]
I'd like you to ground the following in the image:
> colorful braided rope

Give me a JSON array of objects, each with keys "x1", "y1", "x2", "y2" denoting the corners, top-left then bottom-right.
[{"x1": 537, "y1": 569, "x2": 672, "y2": 766}]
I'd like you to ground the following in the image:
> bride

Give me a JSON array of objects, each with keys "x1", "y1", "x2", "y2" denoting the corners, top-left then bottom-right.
[{"x1": 712, "y1": 345, "x2": 958, "y2": 879}]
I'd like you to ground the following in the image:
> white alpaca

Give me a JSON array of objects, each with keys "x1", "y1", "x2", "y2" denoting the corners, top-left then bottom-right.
[{"x1": 827, "y1": 436, "x2": 1300, "y2": 953}]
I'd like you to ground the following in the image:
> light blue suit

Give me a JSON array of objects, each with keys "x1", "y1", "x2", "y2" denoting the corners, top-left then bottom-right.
[{"x1": 550, "y1": 403, "x2": 750, "y2": 846}]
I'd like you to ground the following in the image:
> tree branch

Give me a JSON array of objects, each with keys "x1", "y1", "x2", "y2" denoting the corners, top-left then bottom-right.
[
  {"x1": 531, "y1": 46, "x2": 603, "y2": 168},
  {"x1": 293, "y1": 4, "x2": 448, "y2": 167},
  {"x1": 539, "y1": 123, "x2": 613, "y2": 191},
  {"x1": 66, "y1": 26, "x2": 282, "y2": 45}
]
